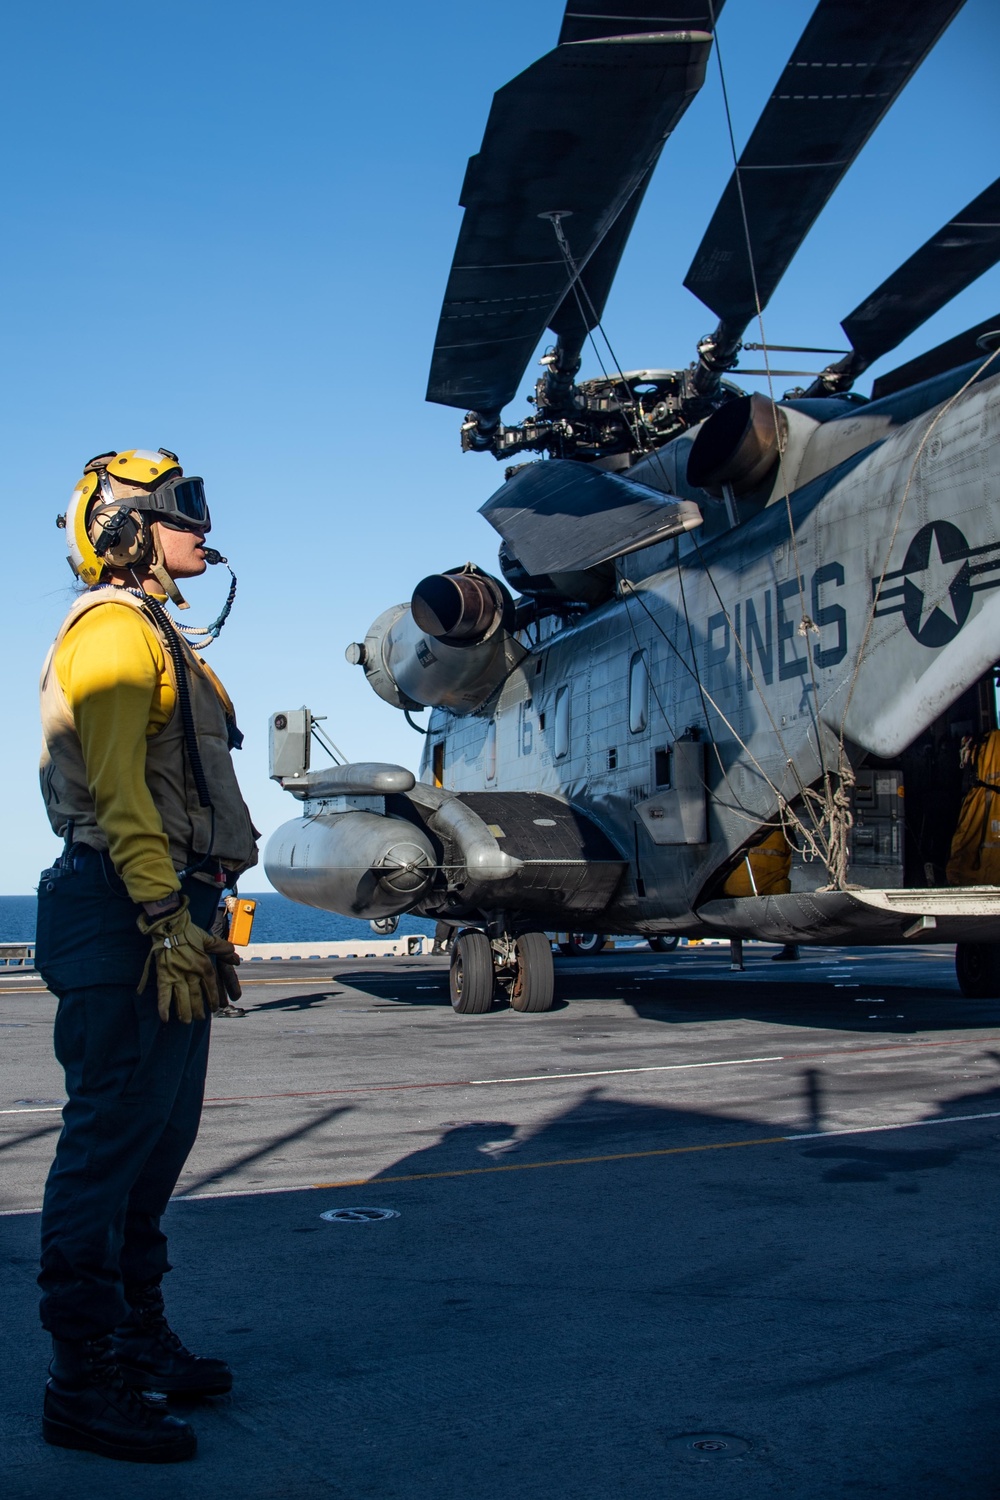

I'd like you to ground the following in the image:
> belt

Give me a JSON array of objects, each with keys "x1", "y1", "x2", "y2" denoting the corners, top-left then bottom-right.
[{"x1": 62, "y1": 844, "x2": 228, "y2": 888}]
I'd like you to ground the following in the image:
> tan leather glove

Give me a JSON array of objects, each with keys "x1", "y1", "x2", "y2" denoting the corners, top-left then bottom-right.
[{"x1": 137, "y1": 896, "x2": 242, "y2": 1023}]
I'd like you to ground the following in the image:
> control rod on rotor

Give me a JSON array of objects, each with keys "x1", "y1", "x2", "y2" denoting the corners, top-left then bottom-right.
[
  {"x1": 460, "y1": 331, "x2": 583, "y2": 454},
  {"x1": 691, "y1": 319, "x2": 744, "y2": 400},
  {"x1": 537, "y1": 332, "x2": 583, "y2": 406}
]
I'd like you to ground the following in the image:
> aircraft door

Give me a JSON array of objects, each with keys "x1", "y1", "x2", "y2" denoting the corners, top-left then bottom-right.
[
  {"x1": 554, "y1": 685, "x2": 571, "y2": 761},
  {"x1": 485, "y1": 719, "x2": 497, "y2": 783},
  {"x1": 628, "y1": 649, "x2": 649, "y2": 734}
]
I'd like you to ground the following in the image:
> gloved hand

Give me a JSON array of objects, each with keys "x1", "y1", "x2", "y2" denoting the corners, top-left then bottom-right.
[
  {"x1": 211, "y1": 900, "x2": 244, "y2": 1006},
  {"x1": 137, "y1": 896, "x2": 242, "y2": 1023},
  {"x1": 217, "y1": 953, "x2": 243, "y2": 1003}
]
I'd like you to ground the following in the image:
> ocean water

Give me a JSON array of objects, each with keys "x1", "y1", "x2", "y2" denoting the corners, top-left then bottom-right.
[{"x1": 0, "y1": 892, "x2": 438, "y2": 945}]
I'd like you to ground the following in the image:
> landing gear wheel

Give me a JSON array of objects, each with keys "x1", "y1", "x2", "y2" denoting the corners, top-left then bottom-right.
[
  {"x1": 510, "y1": 931, "x2": 555, "y2": 1013},
  {"x1": 647, "y1": 936, "x2": 680, "y2": 953},
  {"x1": 449, "y1": 930, "x2": 495, "y2": 1014},
  {"x1": 955, "y1": 941, "x2": 1000, "y2": 999},
  {"x1": 558, "y1": 933, "x2": 606, "y2": 957}
]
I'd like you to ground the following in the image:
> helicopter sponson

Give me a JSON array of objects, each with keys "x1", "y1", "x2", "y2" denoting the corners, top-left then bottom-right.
[{"x1": 264, "y1": 735, "x2": 627, "y2": 925}]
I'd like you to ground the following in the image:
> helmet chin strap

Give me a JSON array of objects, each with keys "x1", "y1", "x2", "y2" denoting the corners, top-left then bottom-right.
[{"x1": 148, "y1": 524, "x2": 189, "y2": 609}]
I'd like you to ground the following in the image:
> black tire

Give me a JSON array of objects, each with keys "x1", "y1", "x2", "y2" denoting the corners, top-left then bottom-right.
[
  {"x1": 510, "y1": 931, "x2": 555, "y2": 1013},
  {"x1": 559, "y1": 932, "x2": 606, "y2": 957},
  {"x1": 955, "y1": 941, "x2": 1000, "y2": 999},
  {"x1": 647, "y1": 935, "x2": 680, "y2": 953},
  {"x1": 449, "y1": 930, "x2": 495, "y2": 1014}
]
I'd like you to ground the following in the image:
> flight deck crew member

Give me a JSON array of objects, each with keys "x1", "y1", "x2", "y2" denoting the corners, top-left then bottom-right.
[{"x1": 34, "y1": 449, "x2": 258, "y2": 1464}]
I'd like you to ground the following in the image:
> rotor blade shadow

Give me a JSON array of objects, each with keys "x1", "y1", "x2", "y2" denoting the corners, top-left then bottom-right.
[
  {"x1": 0, "y1": 1121, "x2": 62, "y2": 1154},
  {"x1": 178, "y1": 1103, "x2": 353, "y2": 1197}
]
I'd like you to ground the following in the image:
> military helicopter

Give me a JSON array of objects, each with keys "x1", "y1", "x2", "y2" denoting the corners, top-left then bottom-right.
[{"x1": 266, "y1": 0, "x2": 1000, "y2": 1015}]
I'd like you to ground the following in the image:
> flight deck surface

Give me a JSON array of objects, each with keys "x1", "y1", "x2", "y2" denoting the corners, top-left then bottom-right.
[{"x1": 2, "y1": 943, "x2": 998, "y2": 1497}]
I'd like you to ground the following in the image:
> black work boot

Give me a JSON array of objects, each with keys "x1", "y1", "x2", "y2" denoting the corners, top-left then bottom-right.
[
  {"x1": 113, "y1": 1282, "x2": 233, "y2": 1396},
  {"x1": 43, "y1": 1335, "x2": 197, "y2": 1463}
]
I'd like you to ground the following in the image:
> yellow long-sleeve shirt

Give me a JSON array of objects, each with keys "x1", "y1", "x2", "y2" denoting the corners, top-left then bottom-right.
[{"x1": 54, "y1": 600, "x2": 182, "y2": 903}]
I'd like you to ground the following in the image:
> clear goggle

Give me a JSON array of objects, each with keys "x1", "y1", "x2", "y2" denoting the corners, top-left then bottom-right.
[{"x1": 98, "y1": 471, "x2": 211, "y2": 533}]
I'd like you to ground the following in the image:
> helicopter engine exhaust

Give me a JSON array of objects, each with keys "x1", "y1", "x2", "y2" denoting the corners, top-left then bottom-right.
[
  {"x1": 410, "y1": 569, "x2": 504, "y2": 642},
  {"x1": 686, "y1": 392, "x2": 785, "y2": 499},
  {"x1": 264, "y1": 811, "x2": 436, "y2": 920},
  {"x1": 346, "y1": 564, "x2": 524, "y2": 717}
]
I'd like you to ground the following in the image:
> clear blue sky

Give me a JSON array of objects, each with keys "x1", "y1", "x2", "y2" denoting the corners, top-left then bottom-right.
[{"x1": 2, "y1": 0, "x2": 998, "y2": 893}]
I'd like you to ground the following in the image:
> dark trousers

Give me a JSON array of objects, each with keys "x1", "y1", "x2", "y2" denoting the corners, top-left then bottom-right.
[{"x1": 35, "y1": 847, "x2": 219, "y2": 1342}]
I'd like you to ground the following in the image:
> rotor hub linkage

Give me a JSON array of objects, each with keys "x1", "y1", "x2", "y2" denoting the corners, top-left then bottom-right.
[{"x1": 460, "y1": 371, "x2": 699, "y2": 463}]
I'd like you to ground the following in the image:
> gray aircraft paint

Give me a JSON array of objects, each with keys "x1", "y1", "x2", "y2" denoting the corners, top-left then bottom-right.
[{"x1": 415, "y1": 371, "x2": 1000, "y2": 924}]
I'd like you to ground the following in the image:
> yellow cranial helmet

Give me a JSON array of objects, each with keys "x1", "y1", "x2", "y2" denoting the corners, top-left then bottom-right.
[
  {"x1": 61, "y1": 449, "x2": 210, "y2": 606},
  {"x1": 64, "y1": 469, "x2": 104, "y2": 587},
  {"x1": 64, "y1": 449, "x2": 184, "y2": 585}
]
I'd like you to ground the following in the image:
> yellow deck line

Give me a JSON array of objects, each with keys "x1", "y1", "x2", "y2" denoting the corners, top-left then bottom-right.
[
  {"x1": 309, "y1": 1108, "x2": 1000, "y2": 1189},
  {"x1": 310, "y1": 1136, "x2": 791, "y2": 1188}
]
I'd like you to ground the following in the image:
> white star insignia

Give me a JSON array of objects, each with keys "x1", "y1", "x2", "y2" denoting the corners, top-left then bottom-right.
[{"x1": 911, "y1": 529, "x2": 964, "y2": 632}]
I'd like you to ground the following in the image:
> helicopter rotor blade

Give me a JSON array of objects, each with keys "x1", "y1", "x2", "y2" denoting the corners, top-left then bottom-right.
[
  {"x1": 521, "y1": 13, "x2": 732, "y2": 368},
  {"x1": 843, "y1": 176, "x2": 1000, "y2": 373},
  {"x1": 798, "y1": 177, "x2": 1000, "y2": 397},
  {"x1": 684, "y1": 0, "x2": 967, "y2": 350},
  {"x1": 869, "y1": 314, "x2": 1000, "y2": 403},
  {"x1": 557, "y1": 3, "x2": 724, "y2": 46},
  {"x1": 426, "y1": 5, "x2": 723, "y2": 417},
  {"x1": 546, "y1": 174, "x2": 649, "y2": 355}
]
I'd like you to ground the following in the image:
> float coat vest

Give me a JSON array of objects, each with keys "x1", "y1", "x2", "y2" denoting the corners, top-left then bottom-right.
[{"x1": 39, "y1": 589, "x2": 258, "y2": 878}]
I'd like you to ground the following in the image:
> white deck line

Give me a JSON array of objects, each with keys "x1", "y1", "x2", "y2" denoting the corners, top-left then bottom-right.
[
  {"x1": 787, "y1": 1109, "x2": 1000, "y2": 1139},
  {"x1": 0, "y1": 1105, "x2": 64, "y2": 1115},
  {"x1": 469, "y1": 1056, "x2": 783, "y2": 1084}
]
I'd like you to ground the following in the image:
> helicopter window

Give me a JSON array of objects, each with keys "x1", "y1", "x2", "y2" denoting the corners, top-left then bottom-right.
[
  {"x1": 554, "y1": 686, "x2": 571, "y2": 760},
  {"x1": 654, "y1": 747, "x2": 671, "y2": 787},
  {"x1": 629, "y1": 651, "x2": 649, "y2": 734},
  {"x1": 608, "y1": 747, "x2": 618, "y2": 771},
  {"x1": 485, "y1": 721, "x2": 497, "y2": 782},
  {"x1": 432, "y1": 741, "x2": 445, "y2": 788}
]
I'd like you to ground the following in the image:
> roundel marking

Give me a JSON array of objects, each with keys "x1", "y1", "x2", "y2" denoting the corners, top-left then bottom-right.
[{"x1": 899, "y1": 520, "x2": 973, "y2": 648}]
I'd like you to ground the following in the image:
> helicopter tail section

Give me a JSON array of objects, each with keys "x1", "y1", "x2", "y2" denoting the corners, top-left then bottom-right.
[{"x1": 825, "y1": 372, "x2": 1000, "y2": 761}]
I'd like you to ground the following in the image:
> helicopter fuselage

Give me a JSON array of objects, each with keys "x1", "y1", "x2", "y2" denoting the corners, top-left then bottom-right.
[{"x1": 402, "y1": 362, "x2": 1000, "y2": 938}]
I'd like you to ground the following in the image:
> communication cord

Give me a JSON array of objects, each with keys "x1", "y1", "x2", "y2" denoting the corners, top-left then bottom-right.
[{"x1": 173, "y1": 553, "x2": 237, "y2": 650}]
